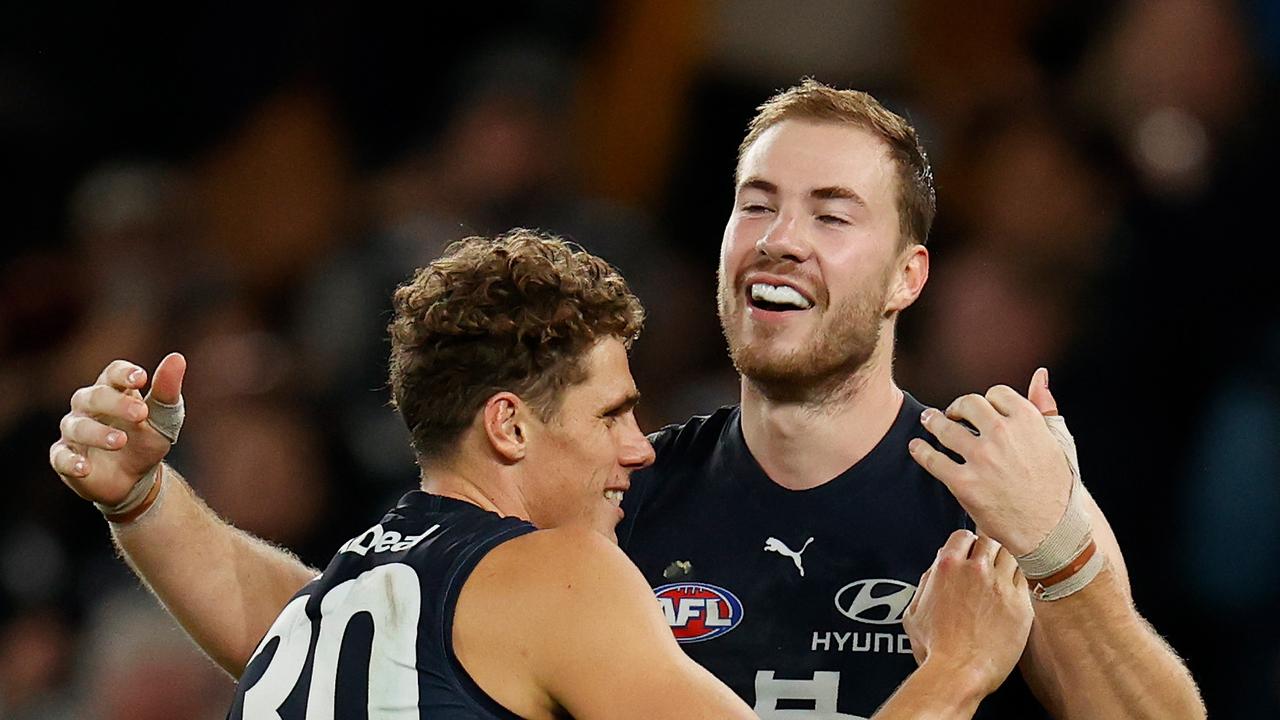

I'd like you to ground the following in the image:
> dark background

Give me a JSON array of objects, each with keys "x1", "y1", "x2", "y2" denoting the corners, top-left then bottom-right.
[{"x1": 2, "y1": 1, "x2": 1277, "y2": 717}]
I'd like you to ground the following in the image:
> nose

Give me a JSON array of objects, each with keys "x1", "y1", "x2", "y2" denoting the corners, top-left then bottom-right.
[
  {"x1": 756, "y1": 211, "x2": 811, "y2": 264},
  {"x1": 619, "y1": 414, "x2": 656, "y2": 469}
]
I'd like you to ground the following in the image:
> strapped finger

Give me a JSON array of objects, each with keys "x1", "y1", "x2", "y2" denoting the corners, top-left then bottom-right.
[
  {"x1": 944, "y1": 393, "x2": 1002, "y2": 434},
  {"x1": 985, "y1": 384, "x2": 1033, "y2": 418},
  {"x1": 96, "y1": 360, "x2": 147, "y2": 392}
]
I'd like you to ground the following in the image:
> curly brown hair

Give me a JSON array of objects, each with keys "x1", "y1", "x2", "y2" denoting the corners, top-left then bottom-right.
[
  {"x1": 387, "y1": 228, "x2": 645, "y2": 460},
  {"x1": 738, "y1": 78, "x2": 936, "y2": 248}
]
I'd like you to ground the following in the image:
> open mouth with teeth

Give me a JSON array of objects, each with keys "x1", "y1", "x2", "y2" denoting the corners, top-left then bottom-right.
[{"x1": 748, "y1": 283, "x2": 813, "y2": 312}]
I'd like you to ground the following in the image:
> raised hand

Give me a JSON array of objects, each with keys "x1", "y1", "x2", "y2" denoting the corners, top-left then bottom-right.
[
  {"x1": 902, "y1": 530, "x2": 1033, "y2": 696},
  {"x1": 49, "y1": 353, "x2": 186, "y2": 507},
  {"x1": 907, "y1": 368, "x2": 1074, "y2": 555}
]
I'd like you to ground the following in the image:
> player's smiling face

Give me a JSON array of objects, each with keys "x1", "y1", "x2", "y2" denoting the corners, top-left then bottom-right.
[
  {"x1": 523, "y1": 337, "x2": 654, "y2": 542},
  {"x1": 717, "y1": 119, "x2": 906, "y2": 393}
]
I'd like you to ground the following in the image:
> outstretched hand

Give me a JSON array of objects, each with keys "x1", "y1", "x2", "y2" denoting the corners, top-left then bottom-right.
[
  {"x1": 908, "y1": 368, "x2": 1074, "y2": 555},
  {"x1": 49, "y1": 353, "x2": 187, "y2": 507}
]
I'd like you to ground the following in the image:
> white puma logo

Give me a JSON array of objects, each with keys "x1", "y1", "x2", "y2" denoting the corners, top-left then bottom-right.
[{"x1": 764, "y1": 536, "x2": 815, "y2": 577}]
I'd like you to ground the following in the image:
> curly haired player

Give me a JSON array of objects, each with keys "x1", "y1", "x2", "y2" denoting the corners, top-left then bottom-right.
[{"x1": 53, "y1": 229, "x2": 1035, "y2": 719}]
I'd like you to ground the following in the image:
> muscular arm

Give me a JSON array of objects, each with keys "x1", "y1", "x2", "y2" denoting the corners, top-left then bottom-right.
[
  {"x1": 50, "y1": 356, "x2": 315, "y2": 677},
  {"x1": 872, "y1": 661, "x2": 987, "y2": 720},
  {"x1": 456, "y1": 527, "x2": 756, "y2": 720},
  {"x1": 1017, "y1": 491, "x2": 1205, "y2": 718},
  {"x1": 911, "y1": 378, "x2": 1205, "y2": 719},
  {"x1": 112, "y1": 464, "x2": 316, "y2": 676}
]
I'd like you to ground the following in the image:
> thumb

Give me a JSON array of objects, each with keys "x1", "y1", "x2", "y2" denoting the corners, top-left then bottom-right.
[
  {"x1": 149, "y1": 352, "x2": 187, "y2": 405},
  {"x1": 1027, "y1": 367, "x2": 1058, "y2": 417}
]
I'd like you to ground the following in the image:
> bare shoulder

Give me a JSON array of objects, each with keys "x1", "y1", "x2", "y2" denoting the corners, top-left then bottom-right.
[
  {"x1": 467, "y1": 525, "x2": 654, "y2": 613},
  {"x1": 453, "y1": 526, "x2": 667, "y2": 719}
]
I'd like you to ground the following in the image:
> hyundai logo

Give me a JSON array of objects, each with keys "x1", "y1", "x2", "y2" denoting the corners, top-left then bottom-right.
[{"x1": 834, "y1": 579, "x2": 917, "y2": 625}]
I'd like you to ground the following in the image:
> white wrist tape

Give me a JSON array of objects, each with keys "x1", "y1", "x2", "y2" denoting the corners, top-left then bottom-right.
[
  {"x1": 145, "y1": 392, "x2": 185, "y2": 443},
  {"x1": 1035, "y1": 543, "x2": 1106, "y2": 601},
  {"x1": 1015, "y1": 414, "x2": 1105, "y2": 601},
  {"x1": 1016, "y1": 476, "x2": 1091, "y2": 579},
  {"x1": 95, "y1": 464, "x2": 160, "y2": 517}
]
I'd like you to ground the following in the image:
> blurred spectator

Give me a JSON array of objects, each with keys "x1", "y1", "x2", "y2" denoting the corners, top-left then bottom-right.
[
  {"x1": 78, "y1": 588, "x2": 232, "y2": 719},
  {"x1": 0, "y1": 610, "x2": 77, "y2": 720}
]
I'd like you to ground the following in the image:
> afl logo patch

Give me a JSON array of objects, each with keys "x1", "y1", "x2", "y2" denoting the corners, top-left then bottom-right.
[{"x1": 654, "y1": 583, "x2": 744, "y2": 643}]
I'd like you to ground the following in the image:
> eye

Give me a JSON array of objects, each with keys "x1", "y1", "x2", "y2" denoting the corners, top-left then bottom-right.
[
  {"x1": 817, "y1": 214, "x2": 849, "y2": 226},
  {"x1": 741, "y1": 203, "x2": 774, "y2": 215}
]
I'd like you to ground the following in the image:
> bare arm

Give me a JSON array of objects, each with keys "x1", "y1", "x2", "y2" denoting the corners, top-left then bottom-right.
[
  {"x1": 111, "y1": 464, "x2": 316, "y2": 675},
  {"x1": 910, "y1": 373, "x2": 1205, "y2": 719},
  {"x1": 456, "y1": 526, "x2": 756, "y2": 720},
  {"x1": 50, "y1": 355, "x2": 316, "y2": 676},
  {"x1": 1015, "y1": 492, "x2": 1204, "y2": 718}
]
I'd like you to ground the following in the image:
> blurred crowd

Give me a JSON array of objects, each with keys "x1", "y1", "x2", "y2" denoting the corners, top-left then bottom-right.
[{"x1": 2, "y1": 1, "x2": 1277, "y2": 718}]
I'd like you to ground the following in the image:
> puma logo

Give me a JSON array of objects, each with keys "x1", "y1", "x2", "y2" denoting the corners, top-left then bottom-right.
[{"x1": 764, "y1": 536, "x2": 815, "y2": 577}]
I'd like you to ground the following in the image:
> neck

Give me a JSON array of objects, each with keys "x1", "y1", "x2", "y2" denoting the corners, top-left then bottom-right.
[
  {"x1": 419, "y1": 448, "x2": 530, "y2": 521},
  {"x1": 739, "y1": 337, "x2": 905, "y2": 491}
]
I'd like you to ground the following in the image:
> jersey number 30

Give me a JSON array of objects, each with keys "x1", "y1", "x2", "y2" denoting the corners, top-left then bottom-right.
[{"x1": 230, "y1": 564, "x2": 422, "y2": 719}]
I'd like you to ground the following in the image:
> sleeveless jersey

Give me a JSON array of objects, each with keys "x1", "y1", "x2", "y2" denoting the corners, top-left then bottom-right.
[
  {"x1": 618, "y1": 394, "x2": 1047, "y2": 719},
  {"x1": 228, "y1": 492, "x2": 535, "y2": 720}
]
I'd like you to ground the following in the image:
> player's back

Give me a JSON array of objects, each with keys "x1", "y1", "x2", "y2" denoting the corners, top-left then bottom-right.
[{"x1": 228, "y1": 491, "x2": 535, "y2": 720}]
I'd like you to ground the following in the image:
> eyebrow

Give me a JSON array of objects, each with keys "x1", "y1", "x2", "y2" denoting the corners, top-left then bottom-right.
[
  {"x1": 602, "y1": 391, "x2": 642, "y2": 416},
  {"x1": 738, "y1": 177, "x2": 867, "y2": 208}
]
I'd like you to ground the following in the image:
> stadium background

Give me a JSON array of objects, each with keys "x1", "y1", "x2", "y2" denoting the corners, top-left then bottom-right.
[{"x1": 2, "y1": 1, "x2": 1277, "y2": 717}]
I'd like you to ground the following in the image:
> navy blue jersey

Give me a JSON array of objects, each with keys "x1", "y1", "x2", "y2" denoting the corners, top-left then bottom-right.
[
  {"x1": 229, "y1": 492, "x2": 535, "y2": 720},
  {"x1": 619, "y1": 394, "x2": 1047, "y2": 719}
]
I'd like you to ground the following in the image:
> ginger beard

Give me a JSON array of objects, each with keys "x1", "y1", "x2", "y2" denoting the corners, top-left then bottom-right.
[{"x1": 717, "y1": 262, "x2": 894, "y2": 403}]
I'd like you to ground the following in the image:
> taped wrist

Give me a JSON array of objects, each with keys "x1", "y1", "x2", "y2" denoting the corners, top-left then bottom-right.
[
  {"x1": 1015, "y1": 414, "x2": 1104, "y2": 601},
  {"x1": 95, "y1": 464, "x2": 165, "y2": 524}
]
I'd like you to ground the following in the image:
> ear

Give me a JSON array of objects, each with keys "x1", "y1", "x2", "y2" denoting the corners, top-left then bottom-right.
[
  {"x1": 481, "y1": 392, "x2": 528, "y2": 463},
  {"x1": 884, "y1": 243, "x2": 929, "y2": 314}
]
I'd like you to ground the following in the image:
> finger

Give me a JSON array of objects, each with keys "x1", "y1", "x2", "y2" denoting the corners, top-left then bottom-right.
[
  {"x1": 1027, "y1": 367, "x2": 1058, "y2": 417},
  {"x1": 944, "y1": 394, "x2": 1002, "y2": 434},
  {"x1": 985, "y1": 384, "x2": 1035, "y2": 418},
  {"x1": 70, "y1": 385, "x2": 148, "y2": 424},
  {"x1": 49, "y1": 440, "x2": 89, "y2": 478},
  {"x1": 971, "y1": 533, "x2": 1002, "y2": 564},
  {"x1": 908, "y1": 567, "x2": 932, "y2": 617},
  {"x1": 908, "y1": 438, "x2": 970, "y2": 492},
  {"x1": 148, "y1": 352, "x2": 187, "y2": 405},
  {"x1": 920, "y1": 408, "x2": 979, "y2": 457},
  {"x1": 1012, "y1": 566, "x2": 1030, "y2": 593},
  {"x1": 95, "y1": 359, "x2": 148, "y2": 392},
  {"x1": 994, "y1": 546, "x2": 1020, "y2": 584},
  {"x1": 939, "y1": 528, "x2": 978, "y2": 559},
  {"x1": 60, "y1": 414, "x2": 128, "y2": 450}
]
